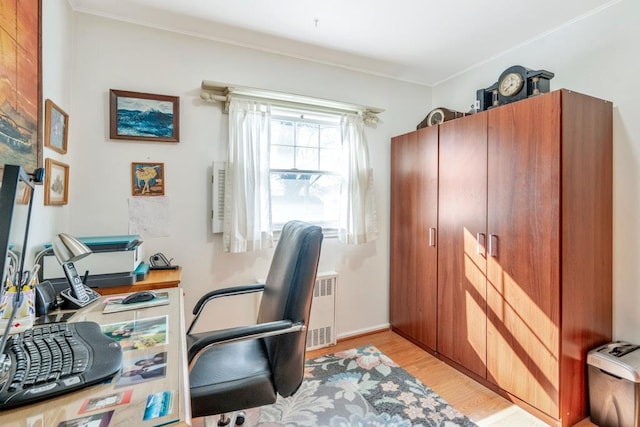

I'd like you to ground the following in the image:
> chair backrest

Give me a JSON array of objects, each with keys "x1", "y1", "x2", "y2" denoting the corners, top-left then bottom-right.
[{"x1": 256, "y1": 220, "x2": 323, "y2": 397}]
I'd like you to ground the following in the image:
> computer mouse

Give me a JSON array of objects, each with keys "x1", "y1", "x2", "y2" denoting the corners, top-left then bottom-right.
[{"x1": 122, "y1": 290, "x2": 156, "y2": 304}]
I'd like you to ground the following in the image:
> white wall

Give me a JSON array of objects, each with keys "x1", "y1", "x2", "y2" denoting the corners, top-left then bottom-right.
[
  {"x1": 432, "y1": 0, "x2": 640, "y2": 342},
  {"x1": 60, "y1": 11, "x2": 432, "y2": 336},
  {"x1": 28, "y1": 1, "x2": 75, "y2": 265}
]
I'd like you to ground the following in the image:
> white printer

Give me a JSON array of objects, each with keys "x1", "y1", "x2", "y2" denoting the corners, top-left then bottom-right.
[{"x1": 39, "y1": 235, "x2": 145, "y2": 287}]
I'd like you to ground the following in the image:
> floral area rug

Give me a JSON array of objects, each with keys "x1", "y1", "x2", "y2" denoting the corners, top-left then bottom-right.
[{"x1": 243, "y1": 345, "x2": 478, "y2": 426}]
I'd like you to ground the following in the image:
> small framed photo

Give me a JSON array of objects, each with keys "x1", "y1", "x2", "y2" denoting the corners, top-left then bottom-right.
[
  {"x1": 44, "y1": 99, "x2": 69, "y2": 154},
  {"x1": 44, "y1": 158, "x2": 69, "y2": 205},
  {"x1": 110, "y1": 89, "x2": 179, "y2": 142},
  {"x1": 132, "y1": 162, "x2": 165, "y2": 196}
]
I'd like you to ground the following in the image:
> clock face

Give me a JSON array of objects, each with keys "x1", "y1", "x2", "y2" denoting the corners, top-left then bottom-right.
[
  {"x1": 428, "y1": 109, "x2": 444, "y2": 126},
  {"x1": 498, "y1": 72, "x2": 524, "y2": 97}
]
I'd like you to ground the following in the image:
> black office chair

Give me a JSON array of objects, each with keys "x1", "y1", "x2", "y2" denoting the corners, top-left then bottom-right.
[{"x1": 187, "y1": 220, "x2": 323, "y2": 425}]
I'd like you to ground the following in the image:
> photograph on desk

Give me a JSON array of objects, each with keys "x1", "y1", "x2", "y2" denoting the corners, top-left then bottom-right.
[
  {"x1": 143, "y1": 390, "x2": 174, "y2": 421},
  {"x1": 117, "y1": 351, "x2": 168, "y2": 386},
  {"x1": 78, "y1": 389, "x2": 134, "y2": 413},
  {"x1": 100, "y1": 315, "x2": 168, "y2": 351},
  {"x1": 57, "y1": 410, "x2": 114, "y2": 427}
]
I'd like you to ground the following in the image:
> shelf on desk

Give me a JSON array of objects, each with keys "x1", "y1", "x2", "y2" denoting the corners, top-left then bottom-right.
[{"x1": 95, "y1": 267, "x2": 182, "y2": 296}]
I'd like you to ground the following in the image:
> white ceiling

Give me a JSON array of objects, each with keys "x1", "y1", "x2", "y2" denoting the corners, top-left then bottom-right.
[{"x1": 68, "y1": 0, "x2": 617, "y2": 86}]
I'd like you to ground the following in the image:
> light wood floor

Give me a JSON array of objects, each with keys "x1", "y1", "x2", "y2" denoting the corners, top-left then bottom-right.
[{"x1": 307, "y1": 330, "x2": 597, "y2": 427}]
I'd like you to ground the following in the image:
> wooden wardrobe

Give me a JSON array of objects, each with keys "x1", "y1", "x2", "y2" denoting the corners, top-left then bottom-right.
[{"x1": 390, "y1": 89, "x2": 613, "y2": 427}]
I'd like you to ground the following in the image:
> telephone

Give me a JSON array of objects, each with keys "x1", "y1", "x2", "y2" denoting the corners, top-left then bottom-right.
[
  {"x1": 149, "y1": 253, "x2": 178, "y2": 270},
  {"x1": 35, "y1": 280, "x2": 58, "y2": 316},
  {"x1": 59, "y1": 261, "x2": 100, "y2": 308}
]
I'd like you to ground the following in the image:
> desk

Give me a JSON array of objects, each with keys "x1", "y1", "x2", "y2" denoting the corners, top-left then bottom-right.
[
  {"x1": 1, "y1": 287, "x2": 191, "y2": 426},
  {"x1": 96, "y1": 267, "x2": 182, "y2": 296}
]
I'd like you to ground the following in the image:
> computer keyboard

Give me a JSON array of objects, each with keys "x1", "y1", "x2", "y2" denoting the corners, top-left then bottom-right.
[{"x1": 0, "y1": 321, "x2": 123, "y2": 410}]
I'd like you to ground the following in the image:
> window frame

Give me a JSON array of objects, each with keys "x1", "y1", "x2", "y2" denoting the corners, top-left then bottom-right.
[{"x1": 269, "y1": 108, "x2": 342, "y2": 236}]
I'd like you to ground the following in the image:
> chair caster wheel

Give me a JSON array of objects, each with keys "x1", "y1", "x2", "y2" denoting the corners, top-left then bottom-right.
[
  {"x1": 235, "y1": 412, "x2": 245, "y2": 425},
  {"x1": 217, "y1": 415, "x2": 231, "y2": 426}
]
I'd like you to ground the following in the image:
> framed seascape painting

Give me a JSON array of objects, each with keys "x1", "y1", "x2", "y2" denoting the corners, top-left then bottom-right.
[
  {"x1": 0, "y1": 0, "x2": 43, "y2": 173},
  {"x1": 132, "y1": 162, "x2": 165, "y2": 196},
  {"x1": 44, "y1": 99, "x2": 68, "y2": 154},
  {"x1": 110, "y1": 90, "x2": 180, "y2": 142},
  {"x1": 44, "y1": 158, "x2": 69, "y2": 205}
]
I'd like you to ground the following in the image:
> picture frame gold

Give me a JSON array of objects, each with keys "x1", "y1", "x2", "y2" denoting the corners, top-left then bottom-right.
[
  {"x1": 19, "y1": 185, "x2": 32, "y2": 205},
  {"x1": 110, "y1": 90, "x2": 179, "y2": 142},
  {"x1": 131, "y1": 162, "x2": 165, "y2": 196},
  {"x1": 44, "y1": 158, "x2": 69, "y2": 205},
  {"x1": 44, "y1": 99, "x2": 69, "y2": 154}
]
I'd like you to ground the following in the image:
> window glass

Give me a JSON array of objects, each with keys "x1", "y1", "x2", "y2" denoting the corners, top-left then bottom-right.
[
  {"x1": 271, "y1": 120, "x2": 294, "y2": 146},
  {"x1": 269, "y1": 109, "x2": 341, "y2": 231},
  {"x1": 270, "y1": 172, "x2": 341, "y2": 228},
  {"x1": 271, "y1": 145, "x2": 294, "y2": 170},
  {"x1": 295, "y1": 147, "x2": 319, "y2": 170}
]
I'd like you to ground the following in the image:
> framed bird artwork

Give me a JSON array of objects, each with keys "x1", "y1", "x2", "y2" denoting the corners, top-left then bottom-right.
[{"x1": 131, "y1": 162, "x2": 165, "y2": 196}]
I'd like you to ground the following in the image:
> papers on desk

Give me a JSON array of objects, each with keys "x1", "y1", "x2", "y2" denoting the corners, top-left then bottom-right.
[{"x1": 102, "y1": 291, "x2": 169, "y2": 313}]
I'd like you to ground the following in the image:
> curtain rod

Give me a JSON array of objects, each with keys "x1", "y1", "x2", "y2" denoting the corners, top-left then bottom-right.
[{"x1": 200, "y1": 80, "x2": 384, "y2": 122}]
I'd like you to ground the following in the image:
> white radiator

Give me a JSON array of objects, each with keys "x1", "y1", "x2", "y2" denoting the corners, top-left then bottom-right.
[{"x1": 306, "y1": 272, "x2": 338, "y2": 350}]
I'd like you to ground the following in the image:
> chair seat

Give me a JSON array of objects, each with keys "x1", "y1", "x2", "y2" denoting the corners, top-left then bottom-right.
[{"x1": 189, "y1": 338, "x2": 277, "y2": 418}]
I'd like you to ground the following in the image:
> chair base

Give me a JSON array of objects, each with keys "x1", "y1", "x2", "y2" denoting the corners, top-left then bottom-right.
[{"x1": 204, "y1": 412, "x2": 245, "y2": 426}]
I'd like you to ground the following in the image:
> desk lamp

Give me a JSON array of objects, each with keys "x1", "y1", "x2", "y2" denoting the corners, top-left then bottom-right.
[{"x1": 53, "y1": 233, "x2": 100, "y2": 308}]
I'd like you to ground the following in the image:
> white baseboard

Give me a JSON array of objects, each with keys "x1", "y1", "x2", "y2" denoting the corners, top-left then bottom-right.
[{"x1": 336, "y1": 323, "x2": 390, "y2": 341}]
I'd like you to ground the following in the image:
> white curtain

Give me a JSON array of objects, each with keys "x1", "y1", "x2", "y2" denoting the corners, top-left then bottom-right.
[
  {"x1": 222, "y1": 99, "x2": 273, "y2": 253},
  {"x1": 338, "y1": 114, "x2": 378, "y2": 244}
]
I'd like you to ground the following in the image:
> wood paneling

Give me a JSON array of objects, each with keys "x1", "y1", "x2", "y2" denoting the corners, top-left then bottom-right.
[
  {"x1": 437, "y1": 112, "x2": 488, "y2": 377},
  {"x1": 486, "y1": 91, "x2": 561, "y2": 417},
  {"x1": 96, "y1": 268, "x2": 182, "y2": 295},
  {"x1": 390, "y1": 127, "x2": 438, "y2": 349},
  {"x1": 559, "y1": 90, "x2": 613, "y2": 424}
]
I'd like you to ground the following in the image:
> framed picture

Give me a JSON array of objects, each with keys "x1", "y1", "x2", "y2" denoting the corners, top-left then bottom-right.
[
  {"x1": 110, "y1": 90, "x2": 179, "y2": 142},
  {"x1": 132, "y1": 162, "x2": 165, "y2": 196},
  {"x1": 44, "y1": 99, "x2": 69, "y2": 154},
  {"x1": 44, "y1": 158, "x2": 69, "y2": 205},
  {"x1": 0, "y1": 0, "x2": 42, "y2": 174}
]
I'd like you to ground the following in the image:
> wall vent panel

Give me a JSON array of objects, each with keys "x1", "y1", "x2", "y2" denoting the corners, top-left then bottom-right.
[{"x1": 306, "y1": 272, "x2": 338, "y2": 350}]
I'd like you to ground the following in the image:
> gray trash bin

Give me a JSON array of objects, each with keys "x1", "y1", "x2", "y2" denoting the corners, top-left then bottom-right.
[{"x1": 587, "y1": 342, "x2": 640, "y2": 427}]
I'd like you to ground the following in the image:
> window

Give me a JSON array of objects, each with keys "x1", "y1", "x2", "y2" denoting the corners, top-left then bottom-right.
[
  {"x1": 222, "y1": 97, "x2": 377, "y2": 252},
  {"x1": 269, "y1": 108, "x2": 342, "y2": 232}
]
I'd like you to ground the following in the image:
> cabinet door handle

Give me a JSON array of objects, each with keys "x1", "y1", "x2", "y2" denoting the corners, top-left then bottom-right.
[
  {"x1": 488, "y1": 234, "x2": 498, "y2": 257},
  {"x1": 476, "y1": 233, "x2": 486, "y2": 256},
  {"x1": 429, "y1": 227, "x2": 437, "y2": 247}
]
